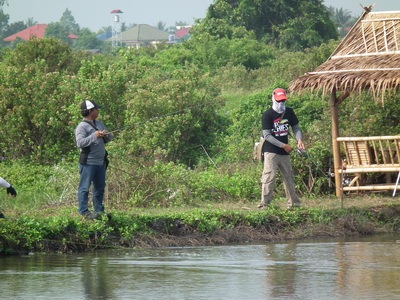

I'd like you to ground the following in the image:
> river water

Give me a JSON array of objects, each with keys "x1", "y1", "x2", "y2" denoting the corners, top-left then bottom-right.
[{"x1": 1, "y1": 234, "x2": 399, "y2": 300}]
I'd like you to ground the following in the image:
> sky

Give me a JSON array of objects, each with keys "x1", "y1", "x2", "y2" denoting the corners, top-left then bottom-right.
[
  {"x1": 3, "y1": 0, "x2": 399, "y2": 32},
  {"x1": 323, "y1": 0, "x2": 399, "y2": 15},
  {"x1": 3, "y1": 0, "x2": 215, "y2": 31}
]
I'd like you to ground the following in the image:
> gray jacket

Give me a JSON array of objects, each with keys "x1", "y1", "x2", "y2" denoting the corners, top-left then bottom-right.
[{"x1": 75, "y1": 119, "x2": 113, "y2": 165}]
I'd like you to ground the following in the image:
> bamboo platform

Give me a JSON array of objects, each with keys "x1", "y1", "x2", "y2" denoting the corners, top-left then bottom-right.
[{"x1": 337, "y1": 136, "x2": 400, "y2": 192}]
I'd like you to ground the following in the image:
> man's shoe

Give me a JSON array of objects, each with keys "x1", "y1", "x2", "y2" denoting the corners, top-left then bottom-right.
[
  {"x1": 88, "y1": 212, "x2": 100, "y2": 220},
  {"x1": 257, "y1": 204, "x2": 267, "y2": 209},
  {"x1": 287, "y1": 205, "x2": 301, "y2": 210}
]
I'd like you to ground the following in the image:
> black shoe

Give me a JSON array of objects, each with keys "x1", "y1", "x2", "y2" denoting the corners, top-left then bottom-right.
[
  {"x1": 0, "y1": 212, "x2": 5, "y2": 218},
  {"x1": 87, "y1": 212, "x2": 100, "y2": 220},
  {"x1": 287, "y1": 205, "x2": 301, "y2": 210},
  {"x1": 257, "y1": 204, "x2": 267, "y2": 210},
  {"x1": 82, "y1": 211, "x2": 98, "y2": 220}
]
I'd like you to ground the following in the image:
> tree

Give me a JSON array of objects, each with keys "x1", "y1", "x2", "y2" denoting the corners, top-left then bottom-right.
[
  {"x1": 98, "y1": 26, "x2": 112, "y2": 34},
  {"x1": 120, "y1": 22, "x2": 127, "y2": 33},
  {"x1": 156, "y1": 21, "x2": 167, "y2": 31},
  {"x1": 328, "y1": 6, "x2": 357, "y2": 37},
  {"x1": 59, "y1": 8, "x2": 79, "y2": 34},
  {"x1": 45, "y1": 9, "x2": 80, "y2": 45},
  {"x1": 0, "y1": 38, "x2": 81, "y2": 162},
  {"x1": 3, "y1": 37, "x2": 78, "y2": 73},
  {"x1": 118, "y1": 65, "x2": 223, "y2": 166},
  {"x1": 196, "y1": 0, "x2": 338, "y2": 51},
  {"x1": 0, "y1": 0, "x2": 10, "y2": 39},
  {"x1": 26, "y1": 18, "x2": 37, "y2": 27},
  {"x1": 175, "y1": 21, "x2": 188, "y2": 27},
  {"x1": 45, "y1": 22, "x2": 70, "y2": 44},
  {"x1": 0, "y1": 21, "x2": 25, "y2": 48},
  {"x1": 72, "y1": 27, "x2": 102, "y2": 50}
]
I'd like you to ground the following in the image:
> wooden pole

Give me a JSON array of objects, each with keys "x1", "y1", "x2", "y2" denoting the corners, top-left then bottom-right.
[{"x1": 329, "y1": 90, "x2": 342, "y2": 198}]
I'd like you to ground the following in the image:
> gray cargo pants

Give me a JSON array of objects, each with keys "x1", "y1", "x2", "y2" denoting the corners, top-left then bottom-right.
[{"x1": 260, "y1": 152, "x2": 301, "y2": 208}]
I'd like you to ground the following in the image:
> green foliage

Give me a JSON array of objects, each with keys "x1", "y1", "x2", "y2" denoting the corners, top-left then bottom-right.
[
  {"x1": 189, "y1": 166, "x2": 260, "y2": 201},
  {"x1": 198, "y1": 0, "x2": 338, "y2": 51},
  {"x1": 273, "y1": 1, "x2": 338, "y2": 51},
  {"x1": 2, "y1": 204, "x2": 398, "y2": 254},
  {"x1": 59, "y1": 8, "x2": 80, "y2": 35},
  {"x1": 74, "y1": 56, "x2": 139, "y2": 131},
  {"x1": 328, "y1": 6, "x2": 358, "y2": 37},
  {"x1": 2, "y1": 37, "x2": 79, "y2": 73},
  {"x1": 72, "y1": 28, "x2": 102, "y2": 50},
  {"x1": 0, "y1": 8, "x2": 397, "y2": 204},
  {"x1": 212, "y1": 41, "x2": 338, "y2": 97},
  {"x1": 117, "y1": 66, "x2": 223, "y2": 166},
  {"x1": 215, "y1": 90, "x2": 269, "y2": 163},
  {"x1": 0, "y1": 52, "x2": 79, "y2": 162},
  {"x1": 44, "y1": 23, "x2": 71, "y2": 45},
  {"x1": 339, "y1": 93, "x2": 400, "y2": 136}
]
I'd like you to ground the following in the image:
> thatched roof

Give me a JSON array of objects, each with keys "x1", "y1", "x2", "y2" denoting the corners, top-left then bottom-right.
[{"x1": 290, "y1": 9, "x2": 400, "y2": 98}]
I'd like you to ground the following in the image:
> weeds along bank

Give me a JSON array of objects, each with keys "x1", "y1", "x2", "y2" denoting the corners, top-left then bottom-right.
[
  {"x1": 1, "y1": 160, "x2": 399, "y2": 255},
  {"x1": 1, "y1": 203, "x2": 400, "y2": 255},
  {"x1": 1, "y1": 159, "x2": 400, "y2": 256}
]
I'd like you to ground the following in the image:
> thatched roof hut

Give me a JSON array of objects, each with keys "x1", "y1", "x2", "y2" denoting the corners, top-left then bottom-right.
[
  {"x1": 289, "y1": 8, "x2": 400, "y2": 197},
  {"x1": 290, "y1": 9, "x2": 400, "y2": 98}
]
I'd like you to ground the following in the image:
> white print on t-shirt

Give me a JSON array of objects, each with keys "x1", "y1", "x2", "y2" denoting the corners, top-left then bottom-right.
[{"x1": 272, "y1": 118, "x2": 289, "y2": 137}]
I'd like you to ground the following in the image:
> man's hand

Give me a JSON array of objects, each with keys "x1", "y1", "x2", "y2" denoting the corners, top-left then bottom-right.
[
  {"x1": 6, "y1": 185, "x2": 17, "y2": 197},
  {"x1": 282, "y1": 144, "x2": 293, "y2": 153},
  {"x1": 96, "y1": 130, "x2": 108, "y2": 138},
  {"x1": 297, "y1": 139, "x2": 305, "y2": 151}
]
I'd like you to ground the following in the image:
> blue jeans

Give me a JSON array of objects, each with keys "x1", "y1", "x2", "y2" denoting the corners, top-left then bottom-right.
[{"x1": 78, "y1": 164, "x2": 106, "y2": 215}]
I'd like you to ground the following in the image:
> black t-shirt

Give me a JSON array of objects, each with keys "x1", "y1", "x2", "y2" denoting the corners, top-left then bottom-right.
[{"x1": 262, "y1": 107, "x2": 299, "y2": 155}]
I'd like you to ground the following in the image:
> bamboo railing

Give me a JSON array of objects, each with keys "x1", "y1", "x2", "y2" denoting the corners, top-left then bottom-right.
[{"x1": 337, "y1": 136, "x2": 400, "y2": 191}]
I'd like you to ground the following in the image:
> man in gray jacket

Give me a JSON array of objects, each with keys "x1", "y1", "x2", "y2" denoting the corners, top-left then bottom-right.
[{"x1": 75, "y1": 100, "x2": 113, "y2": 219}]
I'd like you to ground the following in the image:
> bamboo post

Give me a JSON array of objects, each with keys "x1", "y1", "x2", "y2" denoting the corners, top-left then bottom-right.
[{"x1": 329, "y1": 90, "x2": 342, "y2": 198}]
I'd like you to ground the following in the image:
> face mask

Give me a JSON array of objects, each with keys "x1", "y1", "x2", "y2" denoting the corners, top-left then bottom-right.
[{"x1": 272, "y1": 95, "x2": 286, "y2": 113}]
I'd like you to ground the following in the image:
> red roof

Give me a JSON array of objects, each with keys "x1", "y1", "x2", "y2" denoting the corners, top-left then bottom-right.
[
  {"x1": 3, "y1": 24, "x2": 48, "y2": 42},
  {"x1": 67, "y1": 34, "x2": 78, "y2": 39},
  {"x1": 175, "y1": 27, "x2": 191, "y2": 39},
  {"x1": 110, "y1": 9, "x2": 123, "y2": 14}
]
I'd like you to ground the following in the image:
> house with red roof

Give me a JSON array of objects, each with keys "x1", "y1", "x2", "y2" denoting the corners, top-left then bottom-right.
[
  {"x1": 175, "y1": 26, "x2": 191, "y2": 40},
  {"x1": 3, "y1": 24, "x2": 48, "y2": 42}
]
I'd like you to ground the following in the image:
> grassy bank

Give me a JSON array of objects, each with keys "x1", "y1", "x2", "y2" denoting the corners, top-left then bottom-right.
[{"x1": 1, "y1": 195, "x2": 399, "y2": 255}]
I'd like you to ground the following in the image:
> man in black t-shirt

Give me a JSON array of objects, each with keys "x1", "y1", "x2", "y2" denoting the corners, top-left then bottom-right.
[{"x1": 259, "y1": 88, "x2": 304, "y2": 209}]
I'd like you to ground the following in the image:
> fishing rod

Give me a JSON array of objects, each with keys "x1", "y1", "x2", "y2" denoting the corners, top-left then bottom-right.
[
  {"x1": 285, "y1": 130, "x2": 335, "y2": 188},
  {"x1": 295, "y1": 148, "x2": 336, "y2": 189}
]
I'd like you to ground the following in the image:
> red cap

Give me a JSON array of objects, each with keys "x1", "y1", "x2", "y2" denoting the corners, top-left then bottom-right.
[{"x1": 273, "y1": 88, "x2": 287, "y2": 101}]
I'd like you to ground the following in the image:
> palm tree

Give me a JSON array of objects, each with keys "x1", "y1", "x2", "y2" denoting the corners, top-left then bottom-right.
[
  {"x1": 156, "y1": 21, "x2": 167, "y2": 31},
  {"x1": 98, "y1": 26, "x2": 112, "y2": 34},
  {"x1": 328, "y1": 6, "x2": 357, "y2": 37}
]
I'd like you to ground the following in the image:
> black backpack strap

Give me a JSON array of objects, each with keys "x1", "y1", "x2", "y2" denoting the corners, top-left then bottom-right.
[
  {"x1": 83, "y1": 120, "x2": 108, "y2": 143},
  {"x1": 83, "y1": 120, "x2": 98, "y2": 130}
]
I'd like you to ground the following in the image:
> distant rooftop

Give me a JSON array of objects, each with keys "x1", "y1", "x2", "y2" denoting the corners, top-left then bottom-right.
[{"x1": 3, "y1": 24, "x2": 47, "y2": 42}]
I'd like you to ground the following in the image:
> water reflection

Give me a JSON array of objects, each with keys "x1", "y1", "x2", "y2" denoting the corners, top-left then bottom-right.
[
  {"x1": 264, "y1": 242, "x2": 298, "y2": 298},
  {"x1": 0, "y1": 234, "x2": 399, "y2": 299},
  {"x1": 81, "y1": 256, "x2": 114, "y2": 299}
]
